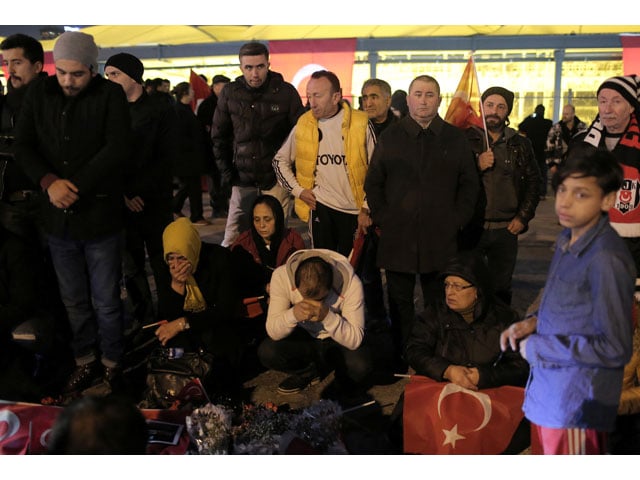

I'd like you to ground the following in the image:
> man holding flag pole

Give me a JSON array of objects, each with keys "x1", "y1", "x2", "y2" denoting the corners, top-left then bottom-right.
[{"x1": 452, "y1": 60, "x2": 540, "y2": 305}]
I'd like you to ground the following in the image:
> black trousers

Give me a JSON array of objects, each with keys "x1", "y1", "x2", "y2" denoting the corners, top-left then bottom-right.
[
  {"x1": 309, "y1": 202, "x2": 358, "y2": 258},
  {"x1": 257, "y1": 328, "x2": 373, "y2": 387}
]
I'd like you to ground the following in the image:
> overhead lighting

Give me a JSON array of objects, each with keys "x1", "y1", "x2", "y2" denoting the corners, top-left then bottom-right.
[{"x1": 39, "y1": 26, "x2": 64, "y2": 40}]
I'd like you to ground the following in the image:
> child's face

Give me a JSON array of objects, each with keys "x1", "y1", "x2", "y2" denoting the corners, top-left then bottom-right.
[{"x1": 555, "y1": 174, "x2": 616, "y2": 239}]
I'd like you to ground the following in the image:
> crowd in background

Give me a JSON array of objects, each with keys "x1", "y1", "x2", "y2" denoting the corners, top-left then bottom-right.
[{"x1": 1, "y1": 30, "x2": 639, "y2": 455}]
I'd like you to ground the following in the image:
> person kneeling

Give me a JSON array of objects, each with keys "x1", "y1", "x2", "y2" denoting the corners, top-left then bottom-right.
[{"x1": 257, "y1": 250, "x2": 373, "y2": 405}]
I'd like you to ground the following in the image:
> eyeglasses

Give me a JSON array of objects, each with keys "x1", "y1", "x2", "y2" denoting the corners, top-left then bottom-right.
[{"x1": 443, "y1": 282, "x2": 474, "y2": 292}]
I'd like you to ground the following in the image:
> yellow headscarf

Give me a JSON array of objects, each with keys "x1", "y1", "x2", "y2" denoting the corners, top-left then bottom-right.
[{"x1": 162, "y1": 218, "x2": 207, "y2": 313}]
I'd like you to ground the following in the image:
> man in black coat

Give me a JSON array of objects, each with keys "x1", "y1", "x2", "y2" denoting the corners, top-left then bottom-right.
[
  {"x1": 14, "y1": 32, "x2": 132, "y2": 395},
  {"x1": 211, "y1": 42, "x2": 305, "y2": 247},
  {"x1": 0, "y1": 33, "x2": 47, "y2": 243},
  {"x1": 518, "y1": 104, "x2": 552, "y2": 197},
  {"x1": 105, "y1": 52, "x2": 178, "y2": 329},
  {"x1": 364, "y1": 74, "x2": 479, "y2": 367}
]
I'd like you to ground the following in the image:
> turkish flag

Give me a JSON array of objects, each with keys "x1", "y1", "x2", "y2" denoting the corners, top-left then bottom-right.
[
  {"x1": 444, "y1": 56, "x2": 484, "y2": 130},
  {"x1": 269, "y1": 39, "x2": 356, "y2": 105},
  {"x1": 0, "y1": 400, "x2": 193, "y2": 454},
  {"x1": 190, "y1": 69, "x2": 211, "y2": 114},
  {"x1": 403, "y1": 376, "x2": 525, "y2": 454},
  {"x1": 0, "y1": 401, "x2": 61, "y2": 454}
]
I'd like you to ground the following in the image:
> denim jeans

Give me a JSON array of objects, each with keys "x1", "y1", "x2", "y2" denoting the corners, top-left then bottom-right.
[
  {"x1": 221, "y1": 183, "x2": 292, "y2": 247},
  {"x1": 48, "y1": 231, "x2": 125, "y2": 366}
]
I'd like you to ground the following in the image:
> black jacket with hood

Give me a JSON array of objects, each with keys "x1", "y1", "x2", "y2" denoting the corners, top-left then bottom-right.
[{"x1": 405, "y1": 251, "x2": 529, "y2": 389}]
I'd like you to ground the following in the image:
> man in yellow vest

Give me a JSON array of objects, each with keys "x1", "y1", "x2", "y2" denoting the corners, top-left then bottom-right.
[{"x1": 273, "y1": 70, "x2": 375, "y2": 257}]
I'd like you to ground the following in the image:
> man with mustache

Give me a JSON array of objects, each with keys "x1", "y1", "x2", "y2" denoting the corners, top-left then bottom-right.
[
  {"x1": 464, "y1": 86, "x2": 541, "y2": 306},
  {"x1": 0, "y1": 33, "x2": 47, "y2": 242}
]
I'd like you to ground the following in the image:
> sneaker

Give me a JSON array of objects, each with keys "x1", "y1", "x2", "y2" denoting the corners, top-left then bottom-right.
[
  {"x1": 277, "y1": 372, "x2": 321, "y2": 395},
  {"x1": 63, "y1": 361, "x2": 100, "y2": 394}
]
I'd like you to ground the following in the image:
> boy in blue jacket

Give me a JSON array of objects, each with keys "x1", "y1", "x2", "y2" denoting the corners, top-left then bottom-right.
[{"x1": 500, "y1": 146, "x2": 635, "y2": 454}]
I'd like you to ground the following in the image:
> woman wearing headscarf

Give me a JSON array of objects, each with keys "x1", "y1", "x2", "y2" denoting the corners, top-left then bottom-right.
[
  {"x1": 405, "y1": 250, "x2": 529, "y2": 389},
  {"x1": 154, "y1": 217, "x2": 239, "y2": 359},
  {"x1": 389, "y1": 250, "x2": 530, "y2": 453},
  {"x1": 230, "y1": 194, "x2": 305, "y2": 301}
]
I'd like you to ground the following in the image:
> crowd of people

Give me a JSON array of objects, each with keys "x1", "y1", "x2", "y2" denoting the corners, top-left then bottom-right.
[{"x1": 1, "y1": 29, "x2": 639, "y2": 455}]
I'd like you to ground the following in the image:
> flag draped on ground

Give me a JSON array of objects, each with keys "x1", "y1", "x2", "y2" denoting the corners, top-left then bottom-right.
[
  {"x1": 0, "y1": 380, "x2": 208, "y2": 455},
  {"x1": 403, "y1": 376, "x2": 525, "y2": 454},
  {"x1": 444, "y1": 56, "x2": 484, "y2": 130}
]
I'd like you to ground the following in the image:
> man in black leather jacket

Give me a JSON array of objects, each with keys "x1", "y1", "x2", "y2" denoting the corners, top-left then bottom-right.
[{"x1": 463, "y1": 86, "x2": 541, "y2": 305}]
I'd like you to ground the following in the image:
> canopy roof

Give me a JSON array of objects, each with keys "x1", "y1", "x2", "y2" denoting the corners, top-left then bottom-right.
[{"x1": 1, "y1": 25, "x2": 639, "y2": 51}]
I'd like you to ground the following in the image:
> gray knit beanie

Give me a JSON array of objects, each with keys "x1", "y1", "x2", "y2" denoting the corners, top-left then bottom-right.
[{"x1": 53, "y1": 32, "x2": 99, "y2": 72}]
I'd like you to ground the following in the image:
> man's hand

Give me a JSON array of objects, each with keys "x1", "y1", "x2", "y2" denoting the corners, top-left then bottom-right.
[
  {"x1": 300, "y1": 189, "x2": 317, "y2": 210},
  {"x1": 47, "y1": 179, "x2": 79, "y2": 209},
  {"x1": 477, "y1": 151, "x2": 495, "y2": 171},
  {"x1": 293, "y1": 298, "x2": 329, "y2": 323},
  {"x1": 357, "y1": 208, "x2": 372, "y2": 235},
  {"x1": 507, "y1": 217, "x2": 526, "y2": 235},
  {"x1": 500, "y1": 316, "x2": 537, "y2": 352},
  {"x1": 443, "y1": 365, "x2": 479, "y2": 391},
  {"x1": 124, "y1": 195, "x2": 145, "y2": 212}
]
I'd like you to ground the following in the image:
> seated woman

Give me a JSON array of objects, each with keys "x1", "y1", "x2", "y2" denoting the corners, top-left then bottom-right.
[
  {"x1": 151, "y1": 218, "x2": 241, "y2": 398},
  {"x1": 390, "y1": 250, "x2": 530, "y2": 453},
  {"x1": 405, "y1": 250, "x2": 529, "y2": 390},
  {"x1": 230, "y1": 194, "x2": 306, "y2": 302}
]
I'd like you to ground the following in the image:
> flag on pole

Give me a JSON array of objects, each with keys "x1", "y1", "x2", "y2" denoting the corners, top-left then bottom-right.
[
  {"x1": 445, "y1": 56, "x2": 484, "y2": 130},
  {"x1": 189, "y1": 69, "x2": 211, "y2": 114}
]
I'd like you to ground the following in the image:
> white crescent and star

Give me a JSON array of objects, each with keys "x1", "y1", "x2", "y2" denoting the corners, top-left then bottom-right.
[
  {"x1": 437, "y1": 383, "x2": 493, "y2": 448},
  {"x1": 291, "y1": 63, "x2": 328, "y2": 89}
]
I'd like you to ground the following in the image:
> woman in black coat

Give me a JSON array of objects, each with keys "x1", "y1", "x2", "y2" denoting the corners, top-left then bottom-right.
[
  {"x1": 389, "y1": 251, "x2": 530, "y2": 453},
  {"x1": 405, "y1": 250, "x2": 529, "y2": 389}
]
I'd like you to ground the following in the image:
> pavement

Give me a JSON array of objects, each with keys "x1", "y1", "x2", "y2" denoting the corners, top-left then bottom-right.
[{"x1": 189, "y1": 193, "x2": 562, "y2": 442}]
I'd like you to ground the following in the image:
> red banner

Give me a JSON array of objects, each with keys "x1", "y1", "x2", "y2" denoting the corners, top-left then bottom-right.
[
  {"x1": 444, "y1": 56, "x2": 484, "y2": 130},
  {"x1": 622, "y1": 35, "x2": 640, "y2": 76},
  {"x1": 403, "y1": 376, "x2": 525, "y2": 454},
  {"x1": 269, "y1": 39, "x2": 356, "y2": 104}
]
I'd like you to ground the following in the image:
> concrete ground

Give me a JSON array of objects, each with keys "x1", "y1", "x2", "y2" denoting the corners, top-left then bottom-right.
[{"x1": 187, "y1": 191, "x2": 562, "y2": 450}]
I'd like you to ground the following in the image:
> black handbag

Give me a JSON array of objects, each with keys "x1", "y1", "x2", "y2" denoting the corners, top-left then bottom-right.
[{"x1": 143, "y1": 347, "x2": 214, "y2": 409}]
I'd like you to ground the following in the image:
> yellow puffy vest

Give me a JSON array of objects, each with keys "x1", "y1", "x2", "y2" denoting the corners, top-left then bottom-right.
[{"x1": 293, "y1": 101, "x2": 369, "y2": 222}]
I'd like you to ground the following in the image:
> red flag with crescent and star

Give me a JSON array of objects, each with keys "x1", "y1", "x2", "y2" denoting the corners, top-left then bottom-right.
[
  {"x1": 444, "y1": 56, "x2": 484, "y2": 130},
  {"x1": 269, "y1": 39, "x2": 356, "y2": 105},
  {"x1": 0, "y1": 400, "x2": 193, "y2": 454},
  {"x1": 403, "y1": 376, "x2": 525, "y2": 454}
]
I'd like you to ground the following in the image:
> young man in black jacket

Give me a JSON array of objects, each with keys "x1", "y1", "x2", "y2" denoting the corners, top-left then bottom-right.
[
  {"x1": 14, "y1": 32, "x2": 132, "y2": 395},
  {"x1": 211, "y1": 42, "x2": 305, "y2": 247}
]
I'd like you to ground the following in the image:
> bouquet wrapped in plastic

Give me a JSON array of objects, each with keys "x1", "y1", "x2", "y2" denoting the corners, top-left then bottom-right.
[{"x1": 185, "y1": 403, "x2": 233, "y2": 454}]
